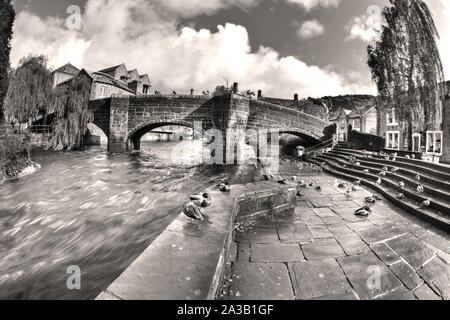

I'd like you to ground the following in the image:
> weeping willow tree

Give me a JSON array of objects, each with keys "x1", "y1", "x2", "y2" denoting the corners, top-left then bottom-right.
[
  {"x1": 50, "y1": 72, "x2": 93, "y2": 150},
  {"x1": 367, "y1": 0, "x2": 445, "y2": 138},
  {"x1": 4, "y1": 55, "x2": 53, "y2": 124}
]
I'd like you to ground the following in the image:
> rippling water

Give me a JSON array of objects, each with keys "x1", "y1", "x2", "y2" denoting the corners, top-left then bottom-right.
[{"x1": 0, "y1": 141, "x2": 234, "y2": 300}]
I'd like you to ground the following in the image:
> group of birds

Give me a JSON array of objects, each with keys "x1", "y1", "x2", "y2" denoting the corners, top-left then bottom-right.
[
  {"x1": 182, "y1": 193, "x2": 212, "y2": 221},
  {"x1": 354, "y1": 194, "x2": 383, "y2": 217},
  {"x1": 335, "y1": 179, "x2": 361, "y2": 193}
]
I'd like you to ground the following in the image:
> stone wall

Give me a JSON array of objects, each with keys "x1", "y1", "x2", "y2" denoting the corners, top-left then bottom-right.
[{"x1": 442, "y1": 97, "x2": 450, "y2": 163}]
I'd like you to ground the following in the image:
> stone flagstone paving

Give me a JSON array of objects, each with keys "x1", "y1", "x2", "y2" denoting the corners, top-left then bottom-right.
[{"x1": 220, "y1": 172, "x2": 450, "y2": 300}]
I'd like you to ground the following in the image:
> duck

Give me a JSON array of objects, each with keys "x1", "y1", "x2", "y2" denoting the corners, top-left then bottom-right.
[
  {"x1": 190, "y1": 193, "x2": 211, "y2": 208},
  {"x1": 277, "y1": 179, "x2": 288, "y2": 185},
  {"x1": 183, "y1": 201, "x2": 204, "y2": 221},
  {"x1": 309, "y1": 182, "x2": 315, "y2": 187},
  {"x1": 398, "y1": 181, "x2": 405, "y2": 189},
  {"x1": 422, "y1": 198, "x2": 431, "y2": 207},
  {"x1": 365, "y1": 196, "x2": 376, "y2": 204},
  {"x1": 219, "y1": 182, "x2": 231, "y2": 192},
  {"x1": 315, "y1": 186, "x2": 322, "y2": 191},
  {"x1": 355, "y1": 205, "x2": 373, "y2": 217},
  {"x1": 417, "y1": 185, "x2": 424, "y2": 194}
]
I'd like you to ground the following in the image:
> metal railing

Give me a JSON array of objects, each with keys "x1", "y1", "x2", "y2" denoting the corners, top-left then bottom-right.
[
  {"x1": 305, "y1": 138, "x2": 334, "y2": 156},
  {"x1": 27, "y1": 125, "x2": 52, "y2": 134}
]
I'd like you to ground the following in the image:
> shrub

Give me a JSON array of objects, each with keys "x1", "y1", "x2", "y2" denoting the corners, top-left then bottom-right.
[{"x1": 0, "y1": 136, "x2": 31, "y2": 178}]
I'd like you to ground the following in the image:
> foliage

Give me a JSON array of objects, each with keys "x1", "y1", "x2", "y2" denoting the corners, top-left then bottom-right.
[
  {"x1": 212, "y1": 85, "x2": 231, "y2": 96},
  {"x1": 241, "y1": 90, "x2": 255, "y2": 99},
  {"x1": 0, "y1": 135, "x2": 31, "y2": 179},
  {"x1": 367, "y1": 0, "x2": 445, "y2": 131},
  {"x1": 50, "y1": 73, "x2": 93, "y2": 150},
  {"x1": 0, "y1": 0, "x2": 15, "y2": 118},
  {"x1": 323, "y1": 123, "x2": 337, "y2": 140},
  {"x1": 3, "y1": 55, "x2": 53, "y2": 123}
]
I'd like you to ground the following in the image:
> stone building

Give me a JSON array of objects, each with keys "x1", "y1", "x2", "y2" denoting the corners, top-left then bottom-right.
[
  {"x1": 52, "y1": 63, "x2": 80, "y2": 87},
  {"x1": 376, "y1": 81, "x2": 450, "y2": 163}
]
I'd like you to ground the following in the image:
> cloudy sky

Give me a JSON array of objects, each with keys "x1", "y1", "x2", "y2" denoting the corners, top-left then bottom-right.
[{"x1": 10, "y1": 0, "x2": 450, "y2": 98}]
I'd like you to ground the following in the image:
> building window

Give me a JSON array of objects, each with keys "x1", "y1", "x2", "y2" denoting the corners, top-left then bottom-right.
[
  {"x1": 412, "y1": 133, "x2": 421, "y2": 153},
  {"x1": 387, "y1": 109, "x2": 398, "y2": 126},
  {"x1": 143, "y1": 85, "x2": 149, "y2": 95},
  {"x1": 99, "y1": 86, "x2": 107, "y2": 97},
  {"x1": 386, "y1": 131, "x2": 400, "y2": 150},
  {"x1": 426, "y1": 131, "x2": 443, "y2": 155},
  {"x1": 351, "y1": 119, "x2": 360, "y2": 132}
]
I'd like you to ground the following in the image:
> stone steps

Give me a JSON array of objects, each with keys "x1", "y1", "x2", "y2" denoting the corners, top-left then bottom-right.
[
  {"x1": 309, "y1": 157, "x2": 450, "y2": 232},
  {"x1": 319, "y1": 153, "x2": 450, "y2": 202},
  {"x1": 337, "y1": 148, "x2": 450, "y2": 176},
  {"x1": 317, "y1": 154, "x2": 450, "y2": 216},
  {"x1": 329, "y1": 149, "x2": 450, "y2": 191}
]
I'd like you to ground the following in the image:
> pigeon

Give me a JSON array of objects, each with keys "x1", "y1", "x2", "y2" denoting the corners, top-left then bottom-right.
[
  {"x1": 378, "y1": 171, "x2": 386, "y2": 176},
  {"x1": 183, "y1": 201, "x2": 205, "y2": 221},
  {"x1": 297, "y1": 191, "x2": 303, "y2": 197},
  {"x1": 190, "y1": 193, "x2": 211, "y2": 208},
  {"x1": 385, "y1": 156, "x2": 390, "y2": 161},
  {"x1": 398, "y1": 181, "x2": 405, "y2": 189},
  {"x1": 352, "y1": 185, "x2": 360, "y2": 192},
  {"x1": 405, "y1": 155, "x2": 410, "y2": 159},
  {"x1": 374, "y1": 195, "x2": 383, "y2": 201},
  {"x1": 376, "y1": 178, "x2": 382, "y2": 186},
  {"x1": 383, "y1": 166, "x2": 389, "y2": 171},
  {"x1": 355, "y1": 162, "x2": 361, "y2": 166},
  {"x1": 415, "y1": 174, "x2": 421, "y2": 181},
  {"x1": 353, "y1": 180, "x2": 361, "y2": 186},
  {"x1": 392, "y1": 157, "x2": 397, "y2": 162},
  {"x1": 417, "y1": 185, "x2": 424, "y2": 194},
  {"x1": 397, "y1": 193, "x2": 404, "y2": 199},
  {"x1": 422, "y1": 198, "x2": 431, "y2": 207},
  {"x1": 355, "y1": 205, "x2": 373, "y2": 216},
  {"x1": 315, "y1": 186, "x2": 322, "y2": 191},
  {"x1": 363, "y1": 169, "x2": 370, "y2": 173},
  {"x1": 309, "y1": 182, "x2": 315, "y2": 187},
  {"x1": 277, "y1": 179, "x2": 288, "y2": 185},
  {"x1": 391, "y1": 167, "x2": 399, "y2": 173},
  {"x1": 365, "y1": 196, "x2": 376, "y2": 204}
]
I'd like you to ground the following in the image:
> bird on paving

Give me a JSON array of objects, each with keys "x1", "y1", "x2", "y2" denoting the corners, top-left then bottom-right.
[
  {"x1": 183, "y1": 201, "x2": 205, "y2": 221},
  {"x1": 421, "y1": 198, "x2": 431, "y2": 207},
  {"x1": 417, "y1": 184, "x2": 424, "y2": 194},
  {"x1": 315, "y1": 186, "x2": 322, "y2": 191},
  {"x1": 352, "y1": 185, "x2": 360, "y2": 192},
  {"x1": 355, "y1": 205, "x2": 373, "y2": 217},
  {"x1": 353, "y1": 180, "x2": 361, "y2": 186},
  {"x1": 365, "y1": 196, "x2": 376, "y2": 204}
]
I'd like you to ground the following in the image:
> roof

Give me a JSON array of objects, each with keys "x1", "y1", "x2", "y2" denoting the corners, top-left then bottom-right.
[
  {"x1": 348, "y1": 105, "x2": 375, "y2": 118},
  {"x1": 92, "y1": 71, "x2": 135, "y2": 93},
  {"x1": 97, "y1": 64, "x2": 125, "y2": 74},
  {"x1": 52, "y1": 63, "x2": 80, "y2": 76}
]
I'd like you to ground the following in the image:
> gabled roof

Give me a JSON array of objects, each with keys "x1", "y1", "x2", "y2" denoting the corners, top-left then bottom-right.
[
  {"x1": 52, "y1": 63, "x2": 80, "y2": 76},
  {"x1": 97, "y1": 64, "x2": 126, "y2": 74},
  {"x1": 139, "y1": 74, "x2": 151, "y2": 86}
]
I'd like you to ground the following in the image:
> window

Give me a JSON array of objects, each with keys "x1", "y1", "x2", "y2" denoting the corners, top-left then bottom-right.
[
  {"x1": 143, "y1": 85, "x2": 149, "y2": 94},
  {"x1": 99, "y1": 86, "x2": 107, "y2": 97},
  {"x1": 386, "y1": 131, "x2": 400, "y2": 150},
  {"x1": 351, "y1": 119, "x2": 360, "y2": 132},
  {"x1": 426, "y1": 131, "x2": 443, "y2": 155},
  {"x1": 387, "y1": 109, "x2": 398, "y2": 126},
  {"x1": 412, "y1": 133, "x2": 421, "y2": 153}
]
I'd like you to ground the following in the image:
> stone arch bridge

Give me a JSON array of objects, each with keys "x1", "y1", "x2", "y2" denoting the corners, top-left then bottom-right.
[{"x1": 88, "y1": 94, "x2": 329, "y2": 157}]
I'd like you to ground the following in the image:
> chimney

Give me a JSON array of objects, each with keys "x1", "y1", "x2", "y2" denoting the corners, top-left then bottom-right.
[
  {"x1": 294, "y1": 93, "x2": 299, "y2": 101},
  {"x1": 257, "y1": 90, "x2": 262, "y2": 98},
  {"x1": 233, "y1": 82, "x2": 239, "y2": 94},
  {"x1": 190, "y1": 88, "x2": 194, "y2": 95}
]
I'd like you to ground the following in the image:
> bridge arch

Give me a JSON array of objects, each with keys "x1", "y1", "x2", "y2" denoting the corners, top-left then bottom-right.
[{"x1": 127, "y1": 120, "x2": 203, "y2": 150}]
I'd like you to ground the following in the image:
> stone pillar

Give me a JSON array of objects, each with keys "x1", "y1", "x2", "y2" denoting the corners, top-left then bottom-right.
[
  {"x1": 294, "y1": 94, "x2": 298, "y2": 101},
  {"x1": 190, "y1": 88, "x2": 194, "y2": 95},
  {"x1": 108, "y1": 96, "x2": 129, "y2": 153},
  {"x1": 211, "y1": 94, "x2": 250, "y2": 164},
  {"x1": 257, "y1": 90, "x2": 262, "y2": 99}
]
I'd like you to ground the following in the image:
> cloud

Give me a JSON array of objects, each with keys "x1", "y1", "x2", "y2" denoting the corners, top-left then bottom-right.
[
  {"x1": 10, "y1": 0, "x2": 375, "y2": 99},
  {"x1": 298, "y1": 20, "x2": 325, "y2": 39},
  {"x1": 285, "y1": 0, "x2": 340, "y2": 11},
  {"x1": 155, "y1": 0, "x2": 261, "y2": 17},
  {"x1": 345, "y1": 6, "x2": 383, "y2": 43}
]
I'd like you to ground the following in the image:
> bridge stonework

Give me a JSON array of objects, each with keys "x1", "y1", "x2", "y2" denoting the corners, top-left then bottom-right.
[{"x1": 89, "y1": 94, "x2": 329, "y2": 156}]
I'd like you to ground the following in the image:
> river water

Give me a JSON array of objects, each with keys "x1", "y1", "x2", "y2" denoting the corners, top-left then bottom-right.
[{"x1": 0, "y1": 140, "x2": 237, "y2": 300}]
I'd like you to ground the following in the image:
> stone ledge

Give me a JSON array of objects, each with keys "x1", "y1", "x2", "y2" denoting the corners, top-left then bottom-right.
[{"x1": 96, "y1": 182, "x2": 296, "y2": 300}]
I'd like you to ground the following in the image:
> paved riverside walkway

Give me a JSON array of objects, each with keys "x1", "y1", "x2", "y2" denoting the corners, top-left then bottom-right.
[{"x1": 220, "y1": 170, "x2": 450, "y2": 300}]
